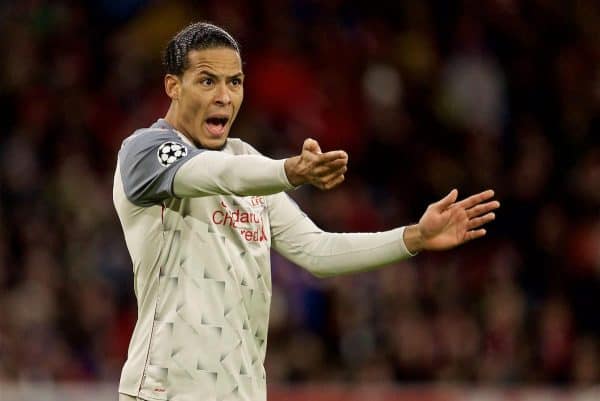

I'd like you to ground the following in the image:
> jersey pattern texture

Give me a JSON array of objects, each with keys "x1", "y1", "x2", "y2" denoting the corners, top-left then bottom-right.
[{"x1": 114, "y1": 120, "x2": 273, "y2": 401}]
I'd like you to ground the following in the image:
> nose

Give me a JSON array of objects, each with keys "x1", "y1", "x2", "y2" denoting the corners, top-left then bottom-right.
[{"x1": 214, "y1": 82, "x2": 231, "y2": 106}]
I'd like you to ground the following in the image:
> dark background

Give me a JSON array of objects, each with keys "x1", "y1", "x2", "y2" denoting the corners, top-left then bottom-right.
[{"x1": 0, "y1": 0, "x2": 598, "y2": 386}]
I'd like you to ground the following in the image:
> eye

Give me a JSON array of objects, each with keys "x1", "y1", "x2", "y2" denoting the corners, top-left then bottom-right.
[
  {"x1": 200, "y1": 77, "x2": 214, "y2": 86},
  {"x1": 230, "y1": 78, "x2": 242, "y2": 87}
]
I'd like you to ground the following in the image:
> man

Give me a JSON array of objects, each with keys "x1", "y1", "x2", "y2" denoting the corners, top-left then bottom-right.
[{"x1": 113, "y1": 22, "x2": 499, "y2": 401}]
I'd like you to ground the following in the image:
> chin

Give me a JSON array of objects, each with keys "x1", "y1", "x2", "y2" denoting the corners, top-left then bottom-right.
[{"x1": 200, "y1": 137, "x2": 228, "y2": 150}]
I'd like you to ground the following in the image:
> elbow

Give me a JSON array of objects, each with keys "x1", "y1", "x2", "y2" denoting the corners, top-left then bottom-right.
[
  {"x1": 301, "y1": 258, "x2": 337, "y2": 279},
  {"x1": 308, "y1": 268, "x2": 330, "y2": 279}
]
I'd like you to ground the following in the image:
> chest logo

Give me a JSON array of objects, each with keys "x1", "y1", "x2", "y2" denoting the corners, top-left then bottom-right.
[
  {"x1": 212, "y1": 201, "x2": 268, "y2": 243},
  {"x1": 157, "y1": 141, "x2": 188, "y2": 167}
]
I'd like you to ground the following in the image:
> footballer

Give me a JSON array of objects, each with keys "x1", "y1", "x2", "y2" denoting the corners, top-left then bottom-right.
[{"x1": 113, "y1": 22, "x2": 499, "y2": 401}]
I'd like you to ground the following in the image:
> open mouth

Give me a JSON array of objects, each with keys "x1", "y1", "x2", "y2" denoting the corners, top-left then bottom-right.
[{"x1": 205, "y1": 116, "x2": 229, "y2": 137}]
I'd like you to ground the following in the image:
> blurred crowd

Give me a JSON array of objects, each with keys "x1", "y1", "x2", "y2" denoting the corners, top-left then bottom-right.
[{"x1": 0, "y1": 0, "x2": 598, "y2": 387}]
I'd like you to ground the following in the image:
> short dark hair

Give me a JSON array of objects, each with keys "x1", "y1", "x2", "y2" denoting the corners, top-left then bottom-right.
[{"x1": 163, "y1": 22, "x2": 240, "y2": 76}]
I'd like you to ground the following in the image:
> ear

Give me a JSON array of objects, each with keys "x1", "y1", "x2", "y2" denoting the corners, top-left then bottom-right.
[{"x1": 165, "y1": 74, "x2": 181, "y2": 100}]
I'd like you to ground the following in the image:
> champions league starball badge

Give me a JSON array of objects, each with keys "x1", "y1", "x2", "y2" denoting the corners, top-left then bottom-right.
[{"x1": 157, "y1": 141, "x2": 188, "y2": 166}]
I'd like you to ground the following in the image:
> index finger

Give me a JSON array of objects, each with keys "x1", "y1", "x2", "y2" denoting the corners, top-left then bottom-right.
[
  {"x1": 455, "y1": 189, "x2": 495, "y2": 210},
  {"x1": 316, "y1": 150, "x2": 348, "y2": 165}
]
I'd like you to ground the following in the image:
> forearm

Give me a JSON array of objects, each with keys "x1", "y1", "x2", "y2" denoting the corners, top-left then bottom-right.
[
  {"x1": 174, "y1": 152, "x2": 295, "y2": 197},
  {"x1": 274, "y1": 226, "x2": 416, "y2": 277}
]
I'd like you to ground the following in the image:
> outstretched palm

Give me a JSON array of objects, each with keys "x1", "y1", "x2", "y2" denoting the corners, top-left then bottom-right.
[{"x1": 418, "y1": 189, "x2": 499, "y2": 251}]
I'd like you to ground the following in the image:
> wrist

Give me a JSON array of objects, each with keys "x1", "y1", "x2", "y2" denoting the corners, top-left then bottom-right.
[
  {"x1": 403, "y1": 224, "x2": 424, "y2": 255},
  {"x1": 284, "y1": 156, "x2": 303, "y2": 186}
]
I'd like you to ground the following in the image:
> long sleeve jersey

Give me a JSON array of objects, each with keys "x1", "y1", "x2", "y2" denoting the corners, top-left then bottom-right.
[{"x1": 113, "y1": 119, "x2": 415, "y2": 401}]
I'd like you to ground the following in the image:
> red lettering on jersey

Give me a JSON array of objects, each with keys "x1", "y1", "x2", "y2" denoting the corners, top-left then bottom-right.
[
  {"x1": 250, "y1": 196, "x2": 265, "y2": 207},
  {"x1": 212, "y1": 201, "x2": 268, "y2": 242},
  {"x1": 260, "y1": 225, "x2": 267, "y2": 241},
  {"x1": 212, "y1": 210, "x2": 224, "y2": 224}
]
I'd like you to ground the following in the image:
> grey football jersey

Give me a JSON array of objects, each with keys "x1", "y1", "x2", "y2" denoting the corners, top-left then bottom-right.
[{"x1": 114, "y1": 119, "x2": 414, "y2": 401}]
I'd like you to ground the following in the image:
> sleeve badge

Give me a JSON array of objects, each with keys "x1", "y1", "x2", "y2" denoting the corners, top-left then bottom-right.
[{"x1": 157, "y1": 141, "x2": 188, "y2": 167}]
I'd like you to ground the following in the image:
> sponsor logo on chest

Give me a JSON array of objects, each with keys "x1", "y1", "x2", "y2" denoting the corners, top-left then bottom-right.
[{"x1": 211, "y1": 197, "x2": 268, "y2": 242}]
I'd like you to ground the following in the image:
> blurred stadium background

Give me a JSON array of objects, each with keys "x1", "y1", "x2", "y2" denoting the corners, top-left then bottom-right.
[{"x1": 0, "y1": 0, "x2": 598, "y2": 400}]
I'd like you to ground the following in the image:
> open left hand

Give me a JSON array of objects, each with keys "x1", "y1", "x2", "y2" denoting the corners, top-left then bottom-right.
[{"x1": 404, "y1": 189, "x2": 500, "y2": 253}]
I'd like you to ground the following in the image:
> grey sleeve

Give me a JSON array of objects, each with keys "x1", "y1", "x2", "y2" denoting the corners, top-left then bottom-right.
[{"x1": 118, "y1": 130, "x2": 203, "y2": 206}]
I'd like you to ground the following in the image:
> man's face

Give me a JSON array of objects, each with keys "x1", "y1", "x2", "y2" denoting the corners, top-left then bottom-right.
[{"x1": 170, "y1": 47, "x2": 244, "y2": 150}]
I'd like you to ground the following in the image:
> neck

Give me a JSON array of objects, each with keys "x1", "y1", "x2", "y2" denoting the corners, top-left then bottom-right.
[{"x1": 164, "y1": 104, "x2": 198, "y2": 147}]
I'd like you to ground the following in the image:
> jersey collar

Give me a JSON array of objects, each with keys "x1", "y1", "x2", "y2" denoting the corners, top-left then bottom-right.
[{"x1": 152, "y1": 118, "x2": 198, "y2": 149}]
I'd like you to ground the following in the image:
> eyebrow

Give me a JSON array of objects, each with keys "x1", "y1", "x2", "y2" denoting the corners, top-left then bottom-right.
[{"x1": 197, "y1": 70, "x2": 244, "y2": 80}]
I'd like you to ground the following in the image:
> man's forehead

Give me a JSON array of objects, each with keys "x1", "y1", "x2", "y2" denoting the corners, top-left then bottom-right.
[{"x1": 187, "y1": 48, "x2": 242, "y2": 74}]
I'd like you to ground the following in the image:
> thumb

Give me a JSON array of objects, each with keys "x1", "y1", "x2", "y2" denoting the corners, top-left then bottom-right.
[
  {"x1": 434, "y1": 189, "x2": 458, "y2": 211},
  {"x1": 303, "y1": 138, "x2": 322, "y2": 154}
]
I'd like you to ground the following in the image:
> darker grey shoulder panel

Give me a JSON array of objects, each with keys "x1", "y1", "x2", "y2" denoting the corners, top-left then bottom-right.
[{"x1": 118, "y1": 128, "x2": 203, "y2": 207}]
